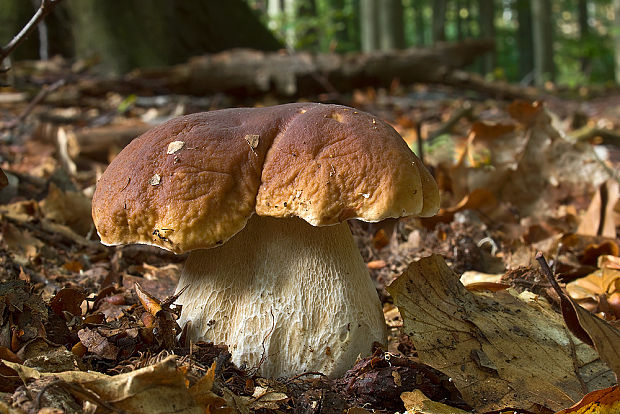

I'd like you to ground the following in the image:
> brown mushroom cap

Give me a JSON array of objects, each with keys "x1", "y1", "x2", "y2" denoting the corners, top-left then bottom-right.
[{"x1": 92, "y1": 103, "x2": 439, "y2": 253}]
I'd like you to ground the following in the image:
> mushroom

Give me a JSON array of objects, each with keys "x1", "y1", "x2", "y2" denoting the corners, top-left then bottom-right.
[{"x1": 92, "y1": 103, "x2": 439, "y2": 378}]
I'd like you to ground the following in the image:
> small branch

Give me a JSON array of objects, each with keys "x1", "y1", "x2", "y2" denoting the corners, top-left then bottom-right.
[
  {"x1": 0, "y1": 0, "x2": 63, "y2": 69},
  {"x1": 416, "y1": 120, "x2": 424, "y2": 165},
  {"x1": 570, "y1": 126, "x2": 620, "y2": 147},
  {"x1": 1, "y1": 78, "x2": 66, "y2": 130},
  {"x1": 534, "y1": 251, "x2": 563, "y2": 294},
  {"x1": 428, "y1": 103, "x2": 474, "y2": 143}
]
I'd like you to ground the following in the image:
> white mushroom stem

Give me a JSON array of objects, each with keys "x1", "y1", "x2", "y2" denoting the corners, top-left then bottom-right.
[{"x1": 176, "y1": 215, "x2": 387, "y2": 378}]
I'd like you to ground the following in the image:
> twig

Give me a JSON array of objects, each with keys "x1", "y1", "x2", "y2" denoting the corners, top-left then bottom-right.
[
  {"x1": 534, "y1": 251, "x2": 563, "y2": 294},
  {"x1": 0, "y1": 0, "x2": 64, "y2": 70},
  {"x1": 287, "y1": 371, "x2": 328, "y2": 381},
  {"x1": 2, "y1": 78, "x2": 66, "y2": 130},
  {"x1": 416, "y1": 119, "x2": 424, "y2": 165},
  {"x1": 428, "y1": 103, "x2": 473, "y2": 143},
  {"x1": 570, "y1": 125, "x2": 620, "y2": 147},
  {"x1": 535, "y1": 251, "x2": 594, "y2": 347}
]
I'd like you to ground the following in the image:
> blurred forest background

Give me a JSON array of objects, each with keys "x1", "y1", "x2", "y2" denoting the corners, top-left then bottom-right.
[
  {"x1": 251, "y1": 0, "x2": 620, "y2": 87},
  {"x1": 1, "y1": 1, "x2": 620, "y2": 413},
  {"x1": 1, "y1": 0, "x2": 620, "y2": 89}
]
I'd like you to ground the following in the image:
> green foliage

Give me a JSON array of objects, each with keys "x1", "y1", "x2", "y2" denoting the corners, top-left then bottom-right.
[{"x1": 248, "y1": 0, "x2": 618, "y2": 86}]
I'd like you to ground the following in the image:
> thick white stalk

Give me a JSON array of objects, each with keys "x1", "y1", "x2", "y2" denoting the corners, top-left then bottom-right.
[{"x1": 176, "y1": 215, "x2": 387, "y2": 378}]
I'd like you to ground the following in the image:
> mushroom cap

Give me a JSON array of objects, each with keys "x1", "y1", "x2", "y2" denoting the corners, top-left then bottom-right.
[{"x1": 92, "y1": 103, "x2": 439, "y2": 253}]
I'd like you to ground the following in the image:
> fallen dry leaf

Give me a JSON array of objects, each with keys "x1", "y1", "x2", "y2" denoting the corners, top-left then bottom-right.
[
  {"x1": 537, "y1": 253, "x2": 620, "y2": 382},
  {"x1": 451, "y1": 101, "x2": 610, "y2": 217},
  {"x1": 577, "y1": 180, "x2": 619, "y2": 239},
  {"x1": 401, "y1": 390, "x2": 469, "y2": 414},
  {"x1": 387, "y1": 254, "x2": 616, "y2": 412},
  {"x1": 135, "y1": 282, "x2": 163, "y2": 316},
  {"x1": 421, "y1": 188, "x2": 498, "y2": 227},
  {"x1": 0, "y1": 168, "x2": 8, "y2": 191},
  {"x1": 77, "y1": 327, "x2": 119, "y2": 360},
  {"x1": 49, "y1": 288, "x2": 86, "y2": 317},
  {"x1": 39, "y1": 183, "x2": 93, "y2": 236},
  {"x1": 3, "y1": 356, "x2": 231, "y2": 414},
  {"x1": 188, "y1": 361, "x2": 231, "y2": 413},
  {"x1": 0, "y1": 221, "x2": 44, "y2": 263},
  {"x1": 555, "y1": 385, "x2": 619, "y2": 414}
]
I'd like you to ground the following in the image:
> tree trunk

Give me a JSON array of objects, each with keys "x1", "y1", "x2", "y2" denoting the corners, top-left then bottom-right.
[
  {"x1": 360, "y1": 0, "x2": 380, "y2": 52},
  {"x1": 64, "y1": 0, "x2": 282, "y2": 75},
  {"x1": 298, "y1": 0, "x2": 318, "y2": 50},
  {"x1": 531, "y1": 0, "x2": 555, "y2": 85},
  {"x1": 432, "y1": 0, "x2": 447, "y2": 43},
  {"x1": 456, "y1": 0, "x2": 464, "y2": 40},
  {"x1": 80, "y1": 39, "x2": 495, "y2": 97},
  {"x1": 267, "y1": 0, "x2": 282, "y2": 28},
  {"x1": 378, "y1": 0, "x2": 405, "y2": 51},
  {"x1": 515, "y1": 0, "x2": 534, "y2": 82},
  {"x1": 283, "y1": 0, "x2": 297, "y2": 48},
  {"x1": 577, "y1": 0, "x2": 590, "y2": 73},
  {"x1": 477, "y1": 0, "x2": 495, "y2": 74},
  {"x1": 414, "y1": 0, "x2": 426, "y2": 46},
  {"x1": 615, "y1": 0, "x2": 620, "y2": 84}
]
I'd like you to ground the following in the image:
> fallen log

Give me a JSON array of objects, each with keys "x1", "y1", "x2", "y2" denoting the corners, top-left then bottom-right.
[{"x1": 79, "y1": 39, "x2": 494, "y2": 97}]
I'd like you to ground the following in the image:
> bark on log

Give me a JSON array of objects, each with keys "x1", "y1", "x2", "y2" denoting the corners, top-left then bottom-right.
[{"x1": 79, "y1": 39, "x2": 494, "y2": 97}]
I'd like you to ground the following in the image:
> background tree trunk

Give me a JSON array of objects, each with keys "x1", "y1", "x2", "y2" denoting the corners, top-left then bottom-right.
[
  {"x1": 414, "y1": 0, "x2": 426, "y2": 46},
  {"x1": 432, "y1": 0, "x2": 447, "y2": 43},
  {"x1": 360, "y1": 0, "x2": 380, "y2": 52},
  {"x1": 515, "y1": 0, "x2": 534, "y2": 82},
  {"x1": 531, "y1": 0, "x2": 555, "y2": 85},
  {"x1": 378, "y1": 0, "x2": 405, "y2": 51},
  {"x1": 64, "y1": 0, "x2": 282, "y2": 75},
  {"x1": 577, "y1": 0, "x2": 590, "y2": 73},
  {"x1": 298, "y1": 0, "x2": 318, "y2": 50},
  {"x1": 615, "y1": 0, "x2": 620, "y2": 84},
  {"x1": 456, "y1": 0, "x2": 465, "y2": 40},
  {"x1": 478, "y1": 0, "x2": 495, "y2": 74},
  {"x1": 283, "y1": 0, "x2": 297, "y2": 48}
]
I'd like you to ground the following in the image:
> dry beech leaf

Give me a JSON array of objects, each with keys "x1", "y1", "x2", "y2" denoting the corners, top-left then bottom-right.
[
  {"x1": 135, "y1": 282, "x2": 163, "y2": 316},
  {"x1": 77, "y1": 328, "x2": 119, "y2": 360},
  {"x1": 1, "y1": 221, "x2": 43, "y2": 262},
  {"x1": 39, "y1": 183, "x2": 93, "y2": 236},
  {"x1": 452, "y1": 102, "x2": 608, "y2": 217},
  {"x1": 0, "y1": 168, "x2": 8, "y2": 191},
  {"x1": 558, "y1": 290, "x2": 620, "y2": 382},
  {"x1": 567, "y1": 266, "x2": 620, "y2": 301},
  {"x1": 49, "y1": 288, "x2": 86, "y2": 317},
  {"x1": 189, "y1": 362, "x2": 230, "y2": 413},
  {"x1": 387, "y1": 254, "x2": 616, "y2": 413},
  {"x1": 577, "y1": 180, "x2": 619, "y2": 239},
  {"x1": 401, "y1": 390, "x2": 469, "y2": 414},
  {"x1": 507, "y1": 100, "x2": 544, "y2": 125},
  {"x1": 537, "y1": 253, "x2": 620, "y2": 382},
  {"x1": 555, "y1": 385, "x2": 619, "y2": 414},
  {"x1": 3, "y1": 356, "x2": 221, "y2": 414},
  {"x1": 421, "y1": 188, "x2": 497, "y2": 227}
]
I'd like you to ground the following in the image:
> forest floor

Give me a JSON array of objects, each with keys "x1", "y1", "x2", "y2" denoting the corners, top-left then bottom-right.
[{"x1": 0, "y1": 59, "x2": 619, "y2": 413}]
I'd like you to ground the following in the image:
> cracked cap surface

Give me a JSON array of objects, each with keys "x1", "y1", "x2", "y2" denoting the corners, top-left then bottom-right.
[{"x1": 92, "y1": 103, "x2": 439, "y2": 253}]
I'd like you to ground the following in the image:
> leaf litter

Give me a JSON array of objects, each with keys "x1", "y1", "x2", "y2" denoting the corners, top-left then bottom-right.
[{"x1": 0, "y1": 61, "x2": 619, "y2": 413}]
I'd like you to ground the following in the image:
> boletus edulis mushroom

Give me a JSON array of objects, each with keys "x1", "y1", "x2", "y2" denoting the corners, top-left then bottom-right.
[{"x1": 92, "y1": 103, "x2": 439, "y2": 378}]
